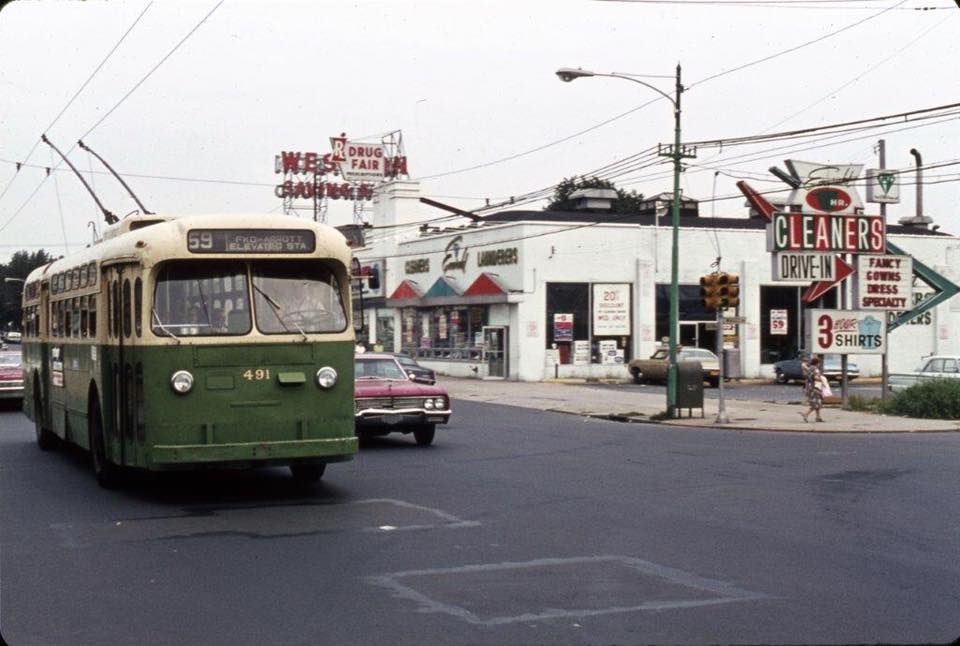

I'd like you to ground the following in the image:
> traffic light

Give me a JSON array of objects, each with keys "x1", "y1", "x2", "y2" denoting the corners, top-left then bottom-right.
[
  {"x1": 700, "y1": 273, "x2": 723, "y2": 310},
  {"x1": 720, "y1": 273, "x2": 740, "y2": 309},
  {"x1": 701, "y1": 272, "x2": 740, "y2": 310}
]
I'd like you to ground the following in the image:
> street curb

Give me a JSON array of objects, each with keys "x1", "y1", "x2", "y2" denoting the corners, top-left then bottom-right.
[{"x1": 541, "y1": 406, "x2": 960, "y2": 433}]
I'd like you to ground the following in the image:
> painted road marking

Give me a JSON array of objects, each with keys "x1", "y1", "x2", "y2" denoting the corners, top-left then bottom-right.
[{"x1": 367, "y1": 555, "x2": 770, "y2": 625}]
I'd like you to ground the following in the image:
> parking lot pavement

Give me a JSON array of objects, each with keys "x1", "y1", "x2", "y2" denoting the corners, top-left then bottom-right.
[{"x1": 441, "y1": 377, "x2": 960, "y2": 433}]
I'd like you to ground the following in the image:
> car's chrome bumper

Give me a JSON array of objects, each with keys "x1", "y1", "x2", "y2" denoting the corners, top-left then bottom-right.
[{"x1": 355, "y1": 407, "x2": 451, "y2": 426}]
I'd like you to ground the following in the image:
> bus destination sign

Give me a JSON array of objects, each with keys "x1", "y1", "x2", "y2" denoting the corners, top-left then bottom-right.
[{"x1": 187, "y1": 229, "x2": 316, "y2": 254}]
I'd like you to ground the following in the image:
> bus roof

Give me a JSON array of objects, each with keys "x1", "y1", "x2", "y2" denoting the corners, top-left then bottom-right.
[{"x1": 26, "y1": 214, "x2": 352, "y2": 284}]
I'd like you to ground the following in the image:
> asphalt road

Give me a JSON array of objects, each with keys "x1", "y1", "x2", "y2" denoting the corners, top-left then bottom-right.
[{"x1": 1, "y1": 399, "x2": 958, "y2": 645}]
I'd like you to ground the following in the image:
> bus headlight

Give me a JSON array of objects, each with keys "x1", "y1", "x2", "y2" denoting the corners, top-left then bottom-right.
[
  {"x1": 170, "y1": 370, "x2": 194, "y2": 394},
  {"x1": 316, "y1": 367, "x2": 338, "y2": 389}
]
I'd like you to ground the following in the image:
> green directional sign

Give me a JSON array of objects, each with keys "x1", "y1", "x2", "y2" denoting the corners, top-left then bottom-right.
[{"x1": 886, "y1": 241, "x2": 959, "y2": 332}]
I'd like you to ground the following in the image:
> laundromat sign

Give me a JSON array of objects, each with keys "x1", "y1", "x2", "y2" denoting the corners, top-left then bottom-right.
[{"x1": 806, "y1": 309, "x2": 887, "y2": 354}]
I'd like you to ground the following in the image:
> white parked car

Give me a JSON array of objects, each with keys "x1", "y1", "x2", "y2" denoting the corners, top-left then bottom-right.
[{"x1": 888, "y1": 355, "x2": 960, "y2": 392}]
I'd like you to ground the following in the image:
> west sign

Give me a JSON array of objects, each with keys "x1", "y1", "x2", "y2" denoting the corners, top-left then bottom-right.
[
  {"x1": 771, "y1": 252, "x2": 836, "y2": 281},
  {"x1": 767, "y1": 212, "x2": 885, "y2": 254}
]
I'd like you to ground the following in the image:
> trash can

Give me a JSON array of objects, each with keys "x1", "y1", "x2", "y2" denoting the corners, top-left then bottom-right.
[
  {"x1": 676, "y1": 360, "x2": 704, "y2": 417},
  {"x1": 723, "y1": 348, "x2": 742, "y2": 379}
]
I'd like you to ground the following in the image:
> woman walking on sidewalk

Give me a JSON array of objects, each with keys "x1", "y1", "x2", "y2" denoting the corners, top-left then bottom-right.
[{"x1": 801, "y1": 357, "x2": 824, "y2": 422}]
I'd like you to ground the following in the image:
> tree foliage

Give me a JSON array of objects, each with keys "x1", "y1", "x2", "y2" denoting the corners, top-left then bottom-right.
[
  {"x1": 545, "y1": 176, "x2": 644, "y2": 214},
  {"x1": 0, "y1": 249, "x2": 54, "y2": 332}
]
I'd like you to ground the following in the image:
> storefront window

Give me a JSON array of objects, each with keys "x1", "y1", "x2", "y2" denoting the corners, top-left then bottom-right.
[
  {"x1": 375, "y1": 314, "x2": 395, "y2": 352},
  {"x1": 401, "y1": 305, "x2": 487, "y2": 360},
  {"x1": 546, "y1": 282, "x2": 632, "y2": 365},
  {"x1": 759, "y1": 285, "x2": 837, "y2": 364}
]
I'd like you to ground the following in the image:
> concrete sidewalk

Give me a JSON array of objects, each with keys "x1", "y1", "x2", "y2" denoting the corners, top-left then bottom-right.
[{"x1": 442, "y1": 377, "x2": 960, "y2": 433}]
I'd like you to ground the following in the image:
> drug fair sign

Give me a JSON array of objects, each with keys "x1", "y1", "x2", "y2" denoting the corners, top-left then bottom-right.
[
  {"x1": 806, "y1": 309, "x2": 887, "y2": 355},
  {"x1": 856, "y1": 255, "x2": 912, "y2": 311}
]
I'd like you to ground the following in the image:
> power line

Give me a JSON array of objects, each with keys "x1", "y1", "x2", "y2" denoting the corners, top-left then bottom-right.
[
  {"x1": 690, "y1": 0, "x2": 910, "y2": 87},
  {"x1": 0, "y1": 0, "x2": 225, "y2": 236},
  {"x1": 415, "y1": 98, "x2": 662, "y2": 181},
  {"x1": 757, "y1": 12, "x2": 955, "y2": 133},
  {"x1": 0, "y1": 1, "x2": 153, "y2": 208},
  {"x1": 600, "y1": 0, "x2": 947, "y2": 7}
]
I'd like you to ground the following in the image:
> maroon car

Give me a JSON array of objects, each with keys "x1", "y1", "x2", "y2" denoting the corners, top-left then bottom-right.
[
  {"x1": 0, "y1": 351, "x2": 24, "y2": 405},
  {"x1": 354, "y1": 353, "x2": 451, "y2": 445}
]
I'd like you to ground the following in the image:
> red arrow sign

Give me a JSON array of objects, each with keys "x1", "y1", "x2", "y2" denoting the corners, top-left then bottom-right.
[
  {"x1": 801, "y1": 255, "x2": 855, "y2": 303},
  {"x1": 736, "y1": 180, "x2": 776, "y2": 222}
]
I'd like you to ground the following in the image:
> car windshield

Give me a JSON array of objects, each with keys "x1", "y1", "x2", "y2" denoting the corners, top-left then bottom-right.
[
  {"x1": 0, "y1": 353, "x2": 20, "y2": 367},
  {"x1": 650, "y1": 350, "x2": 669, "y2": 360},
  {"x1": 395, "y1": 355, "x2": 417, "y2": 367},
  {"x1": 355, "y1": 358, "x2": 408, "y2": 380}
]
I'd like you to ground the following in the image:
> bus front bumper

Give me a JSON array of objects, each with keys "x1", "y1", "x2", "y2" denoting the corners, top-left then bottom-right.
[{"x1": 148, "y1": 436, "x2": 358, "y2": 468}]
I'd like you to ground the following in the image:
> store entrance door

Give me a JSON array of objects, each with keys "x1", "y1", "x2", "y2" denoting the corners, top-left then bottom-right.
[
  {"x1": 679, "y1": 321, "x2": 718, "y2": 350},
  {"x1": 483, "y1": 326, "x2": 508, "y2": 378}
]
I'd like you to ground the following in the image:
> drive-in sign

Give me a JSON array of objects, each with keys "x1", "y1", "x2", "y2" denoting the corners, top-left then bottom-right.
[
  {"x1": 771, "y1": 252, "x2": 836, "y2": 281},
  {"x1": 806, "y1": 309, "x2": 886, "y2": 354}
]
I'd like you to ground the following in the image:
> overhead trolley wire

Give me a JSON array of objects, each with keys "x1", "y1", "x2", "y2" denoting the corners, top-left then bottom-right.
[
  {"x1": 0, "y1": 0, "x2": 225, "y2": 237},
  {"x1": 0, "y1": 1, "x2": 154, "y2": 208}
]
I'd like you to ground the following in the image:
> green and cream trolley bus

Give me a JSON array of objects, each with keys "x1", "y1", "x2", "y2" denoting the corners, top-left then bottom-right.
[{"x1": 21, "y1": 214, "x2": 359, "y2": 487}]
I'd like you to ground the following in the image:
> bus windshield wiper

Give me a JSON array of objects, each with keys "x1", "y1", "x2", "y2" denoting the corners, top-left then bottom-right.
[
  {"x1": 252, "y1": 283, "x2": 307, "y2": 341},
  {"x1": 151, "y1": 309, "x2": 181, "y2": 344}
]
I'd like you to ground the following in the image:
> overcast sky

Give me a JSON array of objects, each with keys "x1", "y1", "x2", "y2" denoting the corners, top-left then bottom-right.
[{"x1": 0, "y1": 0, "x2": 957, "y2": 263}]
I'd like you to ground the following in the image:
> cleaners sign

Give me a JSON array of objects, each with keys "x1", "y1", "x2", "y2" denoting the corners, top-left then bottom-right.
[
  {"x1": 767, "y1": 212, "x2": 885, "y2": 254},
  {"x1": 806, "y1": 309, "x2": 886, "y2": 355},
  {"x1": 856, "y1": 255, "x2": 912, "y2": 311}
]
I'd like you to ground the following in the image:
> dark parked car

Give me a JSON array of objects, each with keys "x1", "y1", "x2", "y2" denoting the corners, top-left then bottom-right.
[
  {"x1": 393, "y1": 353, "x2": 436, "y2": 384},
  {"x1": 354, "y1": 353, "x2": 451, "y2": 445},
  {"x1": 773, "y1": 352, "x2": 859, "y2": 384}
]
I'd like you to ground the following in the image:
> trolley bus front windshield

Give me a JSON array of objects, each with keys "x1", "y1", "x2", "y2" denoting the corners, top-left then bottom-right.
[{"x1": 152, "y1": 260, "x2": 346, "y2": 337}]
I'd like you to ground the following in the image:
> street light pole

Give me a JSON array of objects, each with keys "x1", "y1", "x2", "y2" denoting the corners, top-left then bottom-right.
[{"x1": 556, "y1": 65, "x2": 690, "y2": 417}]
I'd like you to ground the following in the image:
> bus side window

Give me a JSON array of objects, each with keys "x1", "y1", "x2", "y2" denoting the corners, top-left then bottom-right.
[
  {"x1": 80, "y1": 296, "x2": 88, "y2": 338},
  {"x1": 74, "y1": 297, "x2": 81, "y2": 337},
  {"x1": 134, "y1": 278, "x2": 142, "y2": 337},
  {"x1": 112, "y1": 281, "x2": 121, "y2": 338},
  {"x1": 64, "y1": 300, "x2": 72, "y2": 338},
  {"x1": 89, "y1": 296, "x2": 97, "y2": 337},
  {"x1": 122, "y1": 279, "x2": 132, "y2": 339}
]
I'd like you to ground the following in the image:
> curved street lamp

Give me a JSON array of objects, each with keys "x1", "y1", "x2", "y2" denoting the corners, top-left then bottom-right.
[{"x1": 556, "y1": 65, "x2": 688, "y2": 417}]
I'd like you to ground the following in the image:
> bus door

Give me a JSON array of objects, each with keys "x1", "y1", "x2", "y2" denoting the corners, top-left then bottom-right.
[
  {"x1": 35, "y1": 281, "x2": 52, "y2": 430},
  {"x1": 104, "y1": 264, "x2": 143, "y2": 467}
]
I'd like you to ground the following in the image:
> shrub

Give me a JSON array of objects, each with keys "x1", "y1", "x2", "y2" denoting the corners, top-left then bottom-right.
[
  {"x1": 844, "y1": 393, "x2": 879, "y2": 413},
  {"x1": 878, "y1": 379, "x2": 960, "y2": 419}
]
